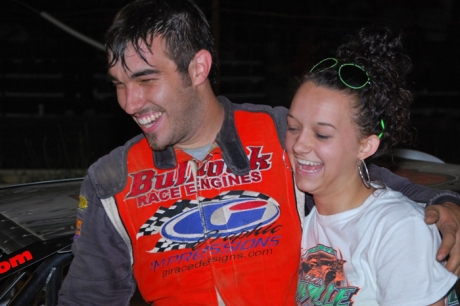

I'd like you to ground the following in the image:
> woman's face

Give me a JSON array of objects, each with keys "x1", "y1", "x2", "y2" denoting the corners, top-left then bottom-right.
[{"x1": 285, "y1": 82, "x2": 366, "y2": 198}]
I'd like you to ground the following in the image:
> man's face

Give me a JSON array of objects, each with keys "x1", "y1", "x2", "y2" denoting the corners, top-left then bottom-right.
[{"x1": 108, "y1": 36, "x2": 205, "y2": 150}]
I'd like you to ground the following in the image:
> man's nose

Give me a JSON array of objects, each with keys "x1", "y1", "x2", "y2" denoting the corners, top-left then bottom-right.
[{"x1": 120, "y1": 85, "x2": 144, "y2": 115}]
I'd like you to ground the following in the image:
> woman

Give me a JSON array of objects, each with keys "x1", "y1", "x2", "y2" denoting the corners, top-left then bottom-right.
[{"x1": 286, "y1": 25, "x2": 458, "y2": 305}]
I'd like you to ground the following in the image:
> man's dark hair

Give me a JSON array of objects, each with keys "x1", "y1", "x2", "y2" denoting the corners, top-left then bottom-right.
[{"x1": 105, "y1": 0, "x2": 219, "y2": 83}]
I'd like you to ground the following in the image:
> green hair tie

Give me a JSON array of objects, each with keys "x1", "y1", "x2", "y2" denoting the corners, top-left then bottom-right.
[{"x1": 378, "y1": 119, "x2": 385, "y2": 139}]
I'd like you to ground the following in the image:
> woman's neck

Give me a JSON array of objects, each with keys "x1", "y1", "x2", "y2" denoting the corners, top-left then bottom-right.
[{"x1": 313, "y1": 178, "x2": 376, "y2": 215}]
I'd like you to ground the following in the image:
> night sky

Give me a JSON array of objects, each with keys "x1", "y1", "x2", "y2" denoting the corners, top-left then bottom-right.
[{"x1": 1, "y1": 0, "x2": 459, "y2": 167}]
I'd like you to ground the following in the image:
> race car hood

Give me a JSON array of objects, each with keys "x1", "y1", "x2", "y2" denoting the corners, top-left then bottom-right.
[{"x1": 0, "y1": 179, "x2": 81, "y2": 255}]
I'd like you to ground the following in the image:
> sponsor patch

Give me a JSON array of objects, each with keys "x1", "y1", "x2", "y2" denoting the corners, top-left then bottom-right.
[
  {"x1": 78, "y1": 195, "x2": 88, "y2": 211},
  {"x1": 137, "y1": 190, "x2": 280, "y2": 252},
  {"x1": 74, "y1": 219, "x2": 83, "y2": 239}
]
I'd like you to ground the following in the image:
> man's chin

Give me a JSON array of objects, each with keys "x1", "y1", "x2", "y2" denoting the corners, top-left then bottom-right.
[{"x1": 145, "y1": 134, "x2": 168, "y2": 151}]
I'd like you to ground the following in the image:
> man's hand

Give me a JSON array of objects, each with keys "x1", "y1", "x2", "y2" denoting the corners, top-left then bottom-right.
[{"x1": 425, "y1": 201, "x2": 460, "y2": 276}]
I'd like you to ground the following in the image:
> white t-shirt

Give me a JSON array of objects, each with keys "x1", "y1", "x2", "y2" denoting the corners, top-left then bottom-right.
[{"x1": 297, "y1": 188, "x2": 458, "y2": 306}]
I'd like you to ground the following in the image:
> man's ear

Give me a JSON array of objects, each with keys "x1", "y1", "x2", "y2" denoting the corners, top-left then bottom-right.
[
  {"x1": 189, "y1": 49, "x2": 212, "y2": 86},
  {"x1": 358, "y1": 135, "x2": 380, "y2": 160}
]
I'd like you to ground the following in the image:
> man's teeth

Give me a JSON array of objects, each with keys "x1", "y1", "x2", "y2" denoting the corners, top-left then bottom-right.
[
  {"x1": 297, "y1": 159, "x2": 322, "y2": 166},
  {"x1": 137, "y1": 113, "x2": 162, "y2": 126}
]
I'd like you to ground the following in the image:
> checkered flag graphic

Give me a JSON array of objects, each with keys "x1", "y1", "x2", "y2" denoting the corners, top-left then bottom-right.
[
  {"x1": 215, "y1": 190, "x2": 271, "y2": 202},
  {"x1": 147, "y1": 237, "x2": 196, "y2": 253},
  {"x1": 137, "y1": 198, "x2": 200, "y2": 239}
]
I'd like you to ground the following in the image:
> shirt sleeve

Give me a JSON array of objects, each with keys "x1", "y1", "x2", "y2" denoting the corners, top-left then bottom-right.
[
  {"x1": 372, "y1": 211, "x2": 457, "y2": 305},
  {"x1": 369, "y1": 163, "x2": 460, "y2": 206},
  {"x1": 57, "y1": 176, "x2": 136, "y2": 306}
]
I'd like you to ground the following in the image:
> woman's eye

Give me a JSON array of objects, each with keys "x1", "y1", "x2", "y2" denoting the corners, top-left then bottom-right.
[{"x1": 316, "y1": 134, "x2": 330, "y2": 140}]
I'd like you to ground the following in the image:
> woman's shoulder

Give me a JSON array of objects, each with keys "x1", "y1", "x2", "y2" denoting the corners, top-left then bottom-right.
[{"x1": 365, "y1": 187, "x2": 426, "y2": 221}]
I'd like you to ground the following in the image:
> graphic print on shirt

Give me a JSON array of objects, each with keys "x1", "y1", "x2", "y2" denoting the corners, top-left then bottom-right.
[
  {"x1": 296, "y1": 244, "x2": 359, "y2": 305},
  {"x1": 137, "y1": 190, "x2": 281, "y2": 253}
]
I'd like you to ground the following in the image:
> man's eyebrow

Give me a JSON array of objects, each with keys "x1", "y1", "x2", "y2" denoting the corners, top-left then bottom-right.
[
  {"x1": 107, "y1": 73, "x2": 119, "y2": 82},
  {"x1": 130, "y1": 68, "x2": 160, "y2": 79},
  {"x1": 107, "y1": 68, "x2": 160, "y2": 82}
]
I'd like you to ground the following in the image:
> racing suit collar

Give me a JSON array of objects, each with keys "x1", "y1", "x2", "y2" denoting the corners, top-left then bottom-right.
[{"x1": 153, "y1": 96, "x2": 250, "y2": 176}]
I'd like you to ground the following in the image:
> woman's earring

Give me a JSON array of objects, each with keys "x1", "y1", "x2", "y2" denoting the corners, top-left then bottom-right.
[
  {"x1": 357, "y1": 159, "x2": 371, "y2": 188},
  {"x1": 283, "y1": 149, "x2": 293, "y2": 172}
]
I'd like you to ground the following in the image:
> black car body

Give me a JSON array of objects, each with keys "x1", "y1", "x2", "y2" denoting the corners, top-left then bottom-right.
[{"x1": 0, "y1": 179, "x2": 81, "y2": 306}]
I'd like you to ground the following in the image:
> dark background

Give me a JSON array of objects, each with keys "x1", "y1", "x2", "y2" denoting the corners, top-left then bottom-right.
[{"x1": 1, "y1": 0, "x2": 459, "y2": 169}]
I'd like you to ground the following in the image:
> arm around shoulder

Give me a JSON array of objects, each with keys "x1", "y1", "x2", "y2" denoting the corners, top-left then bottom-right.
[
  {"x1": 370, "y1": 163, "x2": 460, "y2": 271},
  {"x1": 369, "y1": 163, "x2": 460, "y2": 206}
]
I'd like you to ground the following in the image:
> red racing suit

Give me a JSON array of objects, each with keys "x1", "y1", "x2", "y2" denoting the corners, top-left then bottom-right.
[
  {"x1": 59, "y1": 98, "x2": 305, "y2": 305},
  {"x1": 58, "y1": 97, "x2": 460, "y2": 306}
]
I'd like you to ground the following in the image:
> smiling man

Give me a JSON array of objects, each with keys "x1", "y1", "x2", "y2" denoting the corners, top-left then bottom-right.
[
  {"x1": 57, "y1": 0, "x2": 460, "y2": 305},
  {"x1": 109, "y1": 37, "x2": 221, "y2": 152}
]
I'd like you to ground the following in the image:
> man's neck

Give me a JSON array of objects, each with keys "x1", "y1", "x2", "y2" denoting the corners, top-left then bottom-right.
[
  {"x1": 182, "y1": 142, "x2": 214, "y2": 160},
  {"x1": 176, "y1": 94, "x2": 224, "y2": 150}
]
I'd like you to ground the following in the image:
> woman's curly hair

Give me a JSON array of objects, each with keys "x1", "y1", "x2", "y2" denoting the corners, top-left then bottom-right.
[{"x1": 300, "y1": 24, "x2": 414, "y2": 160}]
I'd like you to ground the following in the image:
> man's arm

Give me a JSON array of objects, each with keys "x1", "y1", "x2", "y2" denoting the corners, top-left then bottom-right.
[
  {"x1": 425, "y1": 202, "x2": 460, "y2": 275},
  {"x1": 369, "y1": 163, "x2": 460, "y2": 205},
  {"x1": 370, "y1": 163, "x2": 460, "y2": 276},
  {"x1": 57, "y1": 177, "x2": 136, "y2": 306}
]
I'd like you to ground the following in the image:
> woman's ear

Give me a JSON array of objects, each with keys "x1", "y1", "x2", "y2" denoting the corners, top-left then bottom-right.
[
  {"x1": 358, "y1": 135, "x2": 380, "y2": 160},
  {"x1": 189, "y1": 49, "x2": 212, "y2": 86}
]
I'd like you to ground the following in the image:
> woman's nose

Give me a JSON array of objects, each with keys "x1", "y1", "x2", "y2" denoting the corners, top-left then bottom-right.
[{"x1": 292, "y1": 131, "x2": 313, "y2": 154}]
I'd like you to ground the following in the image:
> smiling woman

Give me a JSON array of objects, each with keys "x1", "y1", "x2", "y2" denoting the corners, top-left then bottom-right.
[
  {"x1": 287, "y1": 82, "x2": 365, "y2": 209},
  {"x1": 288, "y1": 25, "x2": 459, "y2": 305}
]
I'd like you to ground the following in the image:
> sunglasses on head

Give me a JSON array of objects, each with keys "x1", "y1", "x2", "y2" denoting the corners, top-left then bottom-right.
[
  {"x1": 310, "y1": 58, "x2": 370, "y2": 90},
  {"x1": 310, "y1": 58, "x2": 384, "y2": 138}
]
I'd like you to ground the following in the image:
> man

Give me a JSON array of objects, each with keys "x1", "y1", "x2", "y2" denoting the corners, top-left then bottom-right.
[{"x1": 58, "y1": 0, "x2": 460, "y2": 305}]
